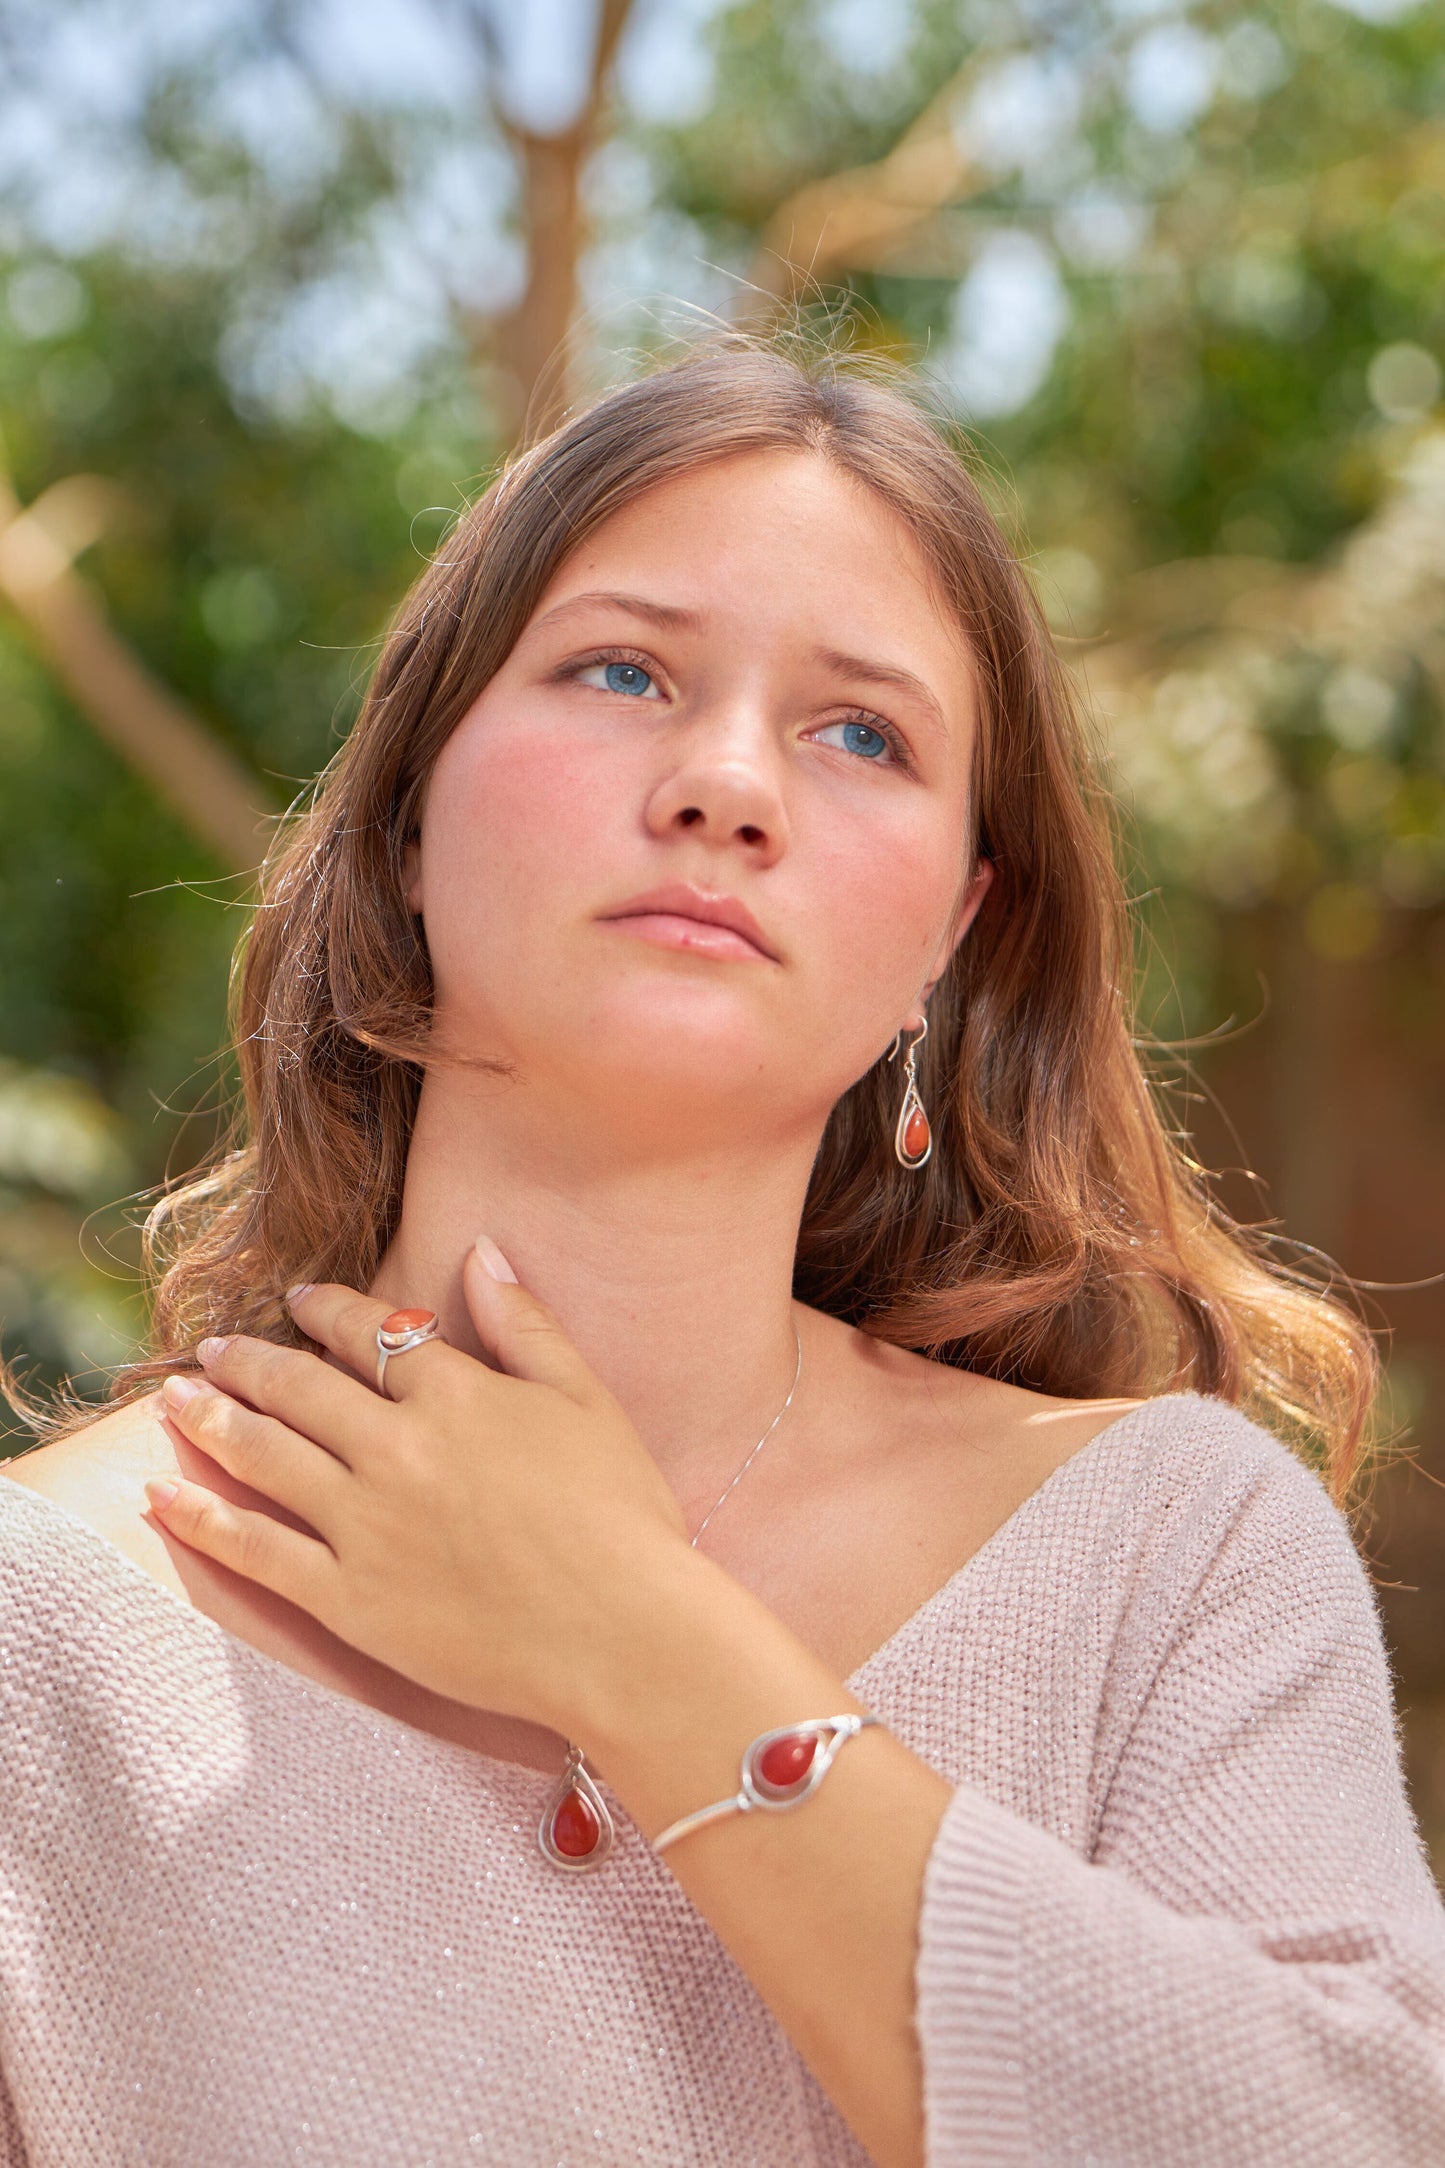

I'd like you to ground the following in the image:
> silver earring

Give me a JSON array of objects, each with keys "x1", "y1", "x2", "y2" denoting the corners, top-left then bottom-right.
[{"x1": 887, "y1": 1019, "x2": 932, "y2": 1170}]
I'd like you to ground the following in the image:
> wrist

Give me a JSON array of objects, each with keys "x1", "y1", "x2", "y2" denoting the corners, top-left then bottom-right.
[{"x1": 562, "y1": 1542, "x2": 868, "y2": 1846}]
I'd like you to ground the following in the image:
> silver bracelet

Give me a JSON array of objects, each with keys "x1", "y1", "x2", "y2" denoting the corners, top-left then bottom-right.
[{"x1": 650, "y1": 1712, "x2": 882, "y2": 1855}]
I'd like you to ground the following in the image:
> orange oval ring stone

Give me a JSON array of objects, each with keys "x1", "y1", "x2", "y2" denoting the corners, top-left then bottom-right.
[{"x1": 380, "y1": 1307, "x2": 436, "y2": 1337}]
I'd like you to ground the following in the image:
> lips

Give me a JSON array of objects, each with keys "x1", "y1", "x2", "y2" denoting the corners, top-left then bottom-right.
[{"x1": 598, "y1": 883, "x2": 778, "y2": 961}]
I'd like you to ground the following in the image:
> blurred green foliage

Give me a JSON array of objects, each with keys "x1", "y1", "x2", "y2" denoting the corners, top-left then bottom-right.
[{"x1": 0, "y1": 0, "x2": 1442, "y2": 1421}]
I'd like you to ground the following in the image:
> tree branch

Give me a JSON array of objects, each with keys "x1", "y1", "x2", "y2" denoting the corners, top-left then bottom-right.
[
  {"x1": 735, "y1": 54, "x2": 991, "y2": 321},
  {"x1": 0, "y1": 472, "x2": 278, "y2": 875}
]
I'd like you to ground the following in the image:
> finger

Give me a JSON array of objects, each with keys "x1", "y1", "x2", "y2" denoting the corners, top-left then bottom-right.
[
  {"x1": 285, "y1": 1282, "x2": 452, "y2": 1404},
  {"x1": 195, "y1": 1330, "x2": 390, "y2": 1461},
  {"x1": 463, "y1": 1237, "x2": 605, "y2": 1402},
  {"x1": 142, "y1": 1470, "x2": 341, "y2": 1621},
  {"x1": 160, "y1": 1374, "x2": 348, "y2": 1533}
]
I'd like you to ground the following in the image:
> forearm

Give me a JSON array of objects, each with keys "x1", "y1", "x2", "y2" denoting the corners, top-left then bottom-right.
[{"x1": 567, "y1": 1543, "x2": 953, "y2": 2168}]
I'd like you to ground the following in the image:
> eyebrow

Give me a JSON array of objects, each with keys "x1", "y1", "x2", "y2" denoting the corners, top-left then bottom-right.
[
  {"x1": 530, "y1": 590, "x2": 704, "y2": 635},
  {"x1": 806, "y1": 645, "x2": 949, "y2": 738}
]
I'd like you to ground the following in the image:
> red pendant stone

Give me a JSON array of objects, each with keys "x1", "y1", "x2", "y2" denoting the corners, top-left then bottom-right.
[
  {"x1": 550, "y1": 1787, "x2": 601, "y2": 1858},
  {"x1": 380, "y1": 1306, "x2": 435, "y2": 1334},
  {"x1": 758, "y1": 1733, "x2": 817, "y2": 1788},
  {"x1": 903, "y1": 1108, "x2": 931, "y2": 1160}
]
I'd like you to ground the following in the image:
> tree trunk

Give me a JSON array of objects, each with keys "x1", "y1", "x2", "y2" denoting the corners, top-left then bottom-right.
[{"x1": 479, "y1": 0, "x2": 638, "y2": 438}]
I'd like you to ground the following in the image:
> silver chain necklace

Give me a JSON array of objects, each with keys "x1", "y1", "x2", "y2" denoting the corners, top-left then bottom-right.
[
  {"x1": 687, "y1": 1319, "x2": 803, "y2": 1548},
  {"x1": 542, "y1": 1319, "x2": 804, "y2": 1872}
]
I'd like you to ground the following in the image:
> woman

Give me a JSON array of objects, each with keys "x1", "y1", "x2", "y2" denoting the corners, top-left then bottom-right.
[{"x1": 2, "y1": 334, "x2": 1442, "y2": 2168}]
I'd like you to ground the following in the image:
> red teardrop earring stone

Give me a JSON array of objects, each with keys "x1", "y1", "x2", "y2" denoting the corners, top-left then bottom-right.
[
  {"x1": 549, "y1": 1786, "x2": 601, "y2": 1859},
  {"x1": 758, "y1": 1732, "x2": 818, "y2": 1788},
  {"x1": 903, "y1": 1106, "x2": 931, "y2": 1162}
]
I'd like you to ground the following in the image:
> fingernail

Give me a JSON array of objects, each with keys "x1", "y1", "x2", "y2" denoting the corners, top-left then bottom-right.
[
  {"x1": 144, "y1": 1478, "x2": 179, "y2": 1512},
  {"x1": 286, "y1": 1284, "x2": 313, "y2": 1303},
  {"x1": 474, "y1": 1234, "x2": 517, "y2": 1284},
  {"x1": 196, "y1": 1337, "x2": 230, "y2": 1364},
  {"x1": 162, "y1": 1374, "x2": 202, "y2": 1409}
]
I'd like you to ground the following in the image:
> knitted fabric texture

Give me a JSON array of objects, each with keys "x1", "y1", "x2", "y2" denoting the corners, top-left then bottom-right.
[{"x1": 1, "y1": 1392, "x2": 1443, "y2": 2165}]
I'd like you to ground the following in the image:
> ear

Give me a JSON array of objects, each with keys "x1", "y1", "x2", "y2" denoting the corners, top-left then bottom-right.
[
  {"x1": 401, "y1": 836, "x2": 423, "y2": 916},
  {"x1": 920, "y1": 856, "x2": 994, "y2": 1002}
]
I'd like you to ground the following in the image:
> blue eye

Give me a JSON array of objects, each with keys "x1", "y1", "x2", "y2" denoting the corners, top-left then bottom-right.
[
  {"x1": 607, "y1": 661, "x2": 651, "y2": 695},
  {"x1": 569, "y1": 653, "x2": 664, "y2": 700},
  {"x1": 843, "y1": 720, "x2": 888, "y2": 759},
  {"x1": 816, "y1": 716, "x2": 895, "y2": 762},
  {"x1": 586, "y1": 659, "x2": 656, "y2": 696}
]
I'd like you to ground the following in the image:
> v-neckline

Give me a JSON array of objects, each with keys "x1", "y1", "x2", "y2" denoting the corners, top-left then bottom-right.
[{"x1": 0, "y1": 1394, "x2": 1178, "y2": 1786}]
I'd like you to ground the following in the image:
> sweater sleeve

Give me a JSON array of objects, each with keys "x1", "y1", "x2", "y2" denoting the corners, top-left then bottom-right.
[
  {"x1": 0, "y1": 2074, "x2": 26, "y2": 2167},
  {"x1": 913, "y1": 1419, "x2": 1445, "y2": 2166}
]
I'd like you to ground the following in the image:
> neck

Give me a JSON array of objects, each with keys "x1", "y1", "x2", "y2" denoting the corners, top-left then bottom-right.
[{"x1": 370, "y1": 1068, "x2": 819, "y2": 1515}]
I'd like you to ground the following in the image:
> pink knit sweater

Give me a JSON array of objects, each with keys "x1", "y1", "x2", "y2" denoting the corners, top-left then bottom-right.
[{"x1": 2, "y1": 1391, "x2": 1443, "y2": 2165}]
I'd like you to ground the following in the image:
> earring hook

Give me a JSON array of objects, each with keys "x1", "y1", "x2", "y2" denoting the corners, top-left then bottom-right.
[{"x1": 887, "y1": 1017, "x2": 929, "y2": 1064}]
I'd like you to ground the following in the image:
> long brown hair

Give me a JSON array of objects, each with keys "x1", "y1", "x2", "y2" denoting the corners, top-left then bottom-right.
[{"x1": 19, "y1": 330, "x2": 1382, "y2": 1502}]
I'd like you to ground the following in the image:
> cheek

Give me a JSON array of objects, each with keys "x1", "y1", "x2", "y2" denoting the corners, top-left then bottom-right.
[
  {"x1": 799, "y1": 801, "x2": 964, "y2": 1019},
  {"x1": 419, "y1": 717, "x2": 621, "y2": 951}
]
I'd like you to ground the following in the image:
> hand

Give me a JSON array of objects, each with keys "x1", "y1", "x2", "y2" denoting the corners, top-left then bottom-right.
[{"x1": 143, "y1": 1242, "x2": 694, "y2": 1731}]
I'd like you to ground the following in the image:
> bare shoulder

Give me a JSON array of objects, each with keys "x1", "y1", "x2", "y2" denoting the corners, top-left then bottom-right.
[
  {"x1": 744, "y1": 1310, "x2": 1151, "y2": 1679},
  {"x1": 788, "y1": 1306, "x2": 1146, "y2": 1556},
  {"x1": 2, "y1": 1396, "x2": 181, "y2": 1584},
  {"x1": 809, "y1": 1305, "x2": 1146, "y2": 1491}
]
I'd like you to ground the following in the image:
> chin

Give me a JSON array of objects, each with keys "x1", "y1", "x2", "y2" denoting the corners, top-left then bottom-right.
[{"x1": 569, "y1": 1012, "x2": 776, "y2": 1097}]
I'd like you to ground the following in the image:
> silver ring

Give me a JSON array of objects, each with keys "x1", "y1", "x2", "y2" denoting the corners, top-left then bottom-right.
[{"x1": 375, "y1": 1307, "x2": 441, "y2": 1397}]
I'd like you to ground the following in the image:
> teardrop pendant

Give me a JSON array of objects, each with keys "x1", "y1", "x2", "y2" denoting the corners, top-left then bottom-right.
[
  {"x1": 894, "y1": 1079, "x2": 932, "y2": 1168},
  {"x1": 538, "y1": 1744, "x2": 616, "y2": 1872},
  {"x1": 755, "y1": 1730, "x2": 818, "y2": 1790}
]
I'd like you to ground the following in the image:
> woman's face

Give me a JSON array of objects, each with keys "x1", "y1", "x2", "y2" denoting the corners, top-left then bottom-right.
[{"x1": 409, "y1": 448, "x2": 991, "y2": 1151}]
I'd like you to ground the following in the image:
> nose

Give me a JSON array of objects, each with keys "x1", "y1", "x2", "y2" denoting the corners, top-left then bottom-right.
[{"x1": 642, "y1": 709, "x2": 790, "y2": 866}]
